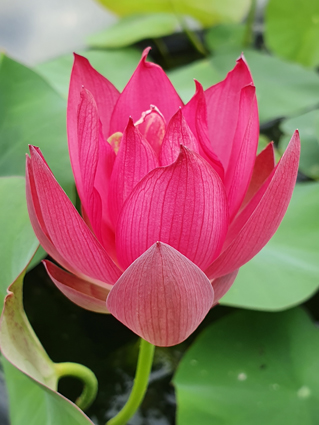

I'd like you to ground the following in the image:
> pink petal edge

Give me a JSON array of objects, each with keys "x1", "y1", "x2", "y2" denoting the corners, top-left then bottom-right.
[
  {"x1": 44, "y1": 260, "x2": 111, "y2": 314},
  {"x1": 211, "y1": 269, "x2": 239, "y2": 306},
  {"x1": 109, "y1": 47, "x2": 183, "y2": 134},
  {"x1": 67, "y1": 54, "x2": 119, "y2": 201},
  {"x1": 27, "y1": 145, "x2": 121, "y2": 285},
  {"x1": 204, "y1": 56, "x2": 254, "y2": 171},
  {"x1": 160, "y1": 108, "x2": 199, "y2": 166},
  {"x1": 240, "y1": 142, "x2": 276, "y2": 210},
  {"x1": 205, "y1": 130, "x2": 300, "y2": 279}
]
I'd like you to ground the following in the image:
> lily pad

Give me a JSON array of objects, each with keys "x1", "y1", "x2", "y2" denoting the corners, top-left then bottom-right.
[
  {"x1": 174, "y1": 308, "x2": 319, "y2": 425},
  {"x1": 0, "y1": 54, "x2": 74, "y2": 200},
  {"x1": 265, "y1": 0, "x2": 319, "y2": 68},
  {"x1": 0, "y1": 177, "x2": 38, "y2": 309},
  {"x1": 94, "y1": 0, "x2": 251, "y2": 28},
  {"x1": 88, "y1": 14, "x2": 180, "y2": 48},
  {"x1": 220, "y1": 182, "x2": 319, "y2": 310},
  {"x1": 279, "y1": 110, "x2": 319, "y2": 180},
  {"x1": 35, "y1": 48, "x2": 142, "y2": 99},
  {"x1": 0, "y1": 272, "x2": 94, "y2": 425}
]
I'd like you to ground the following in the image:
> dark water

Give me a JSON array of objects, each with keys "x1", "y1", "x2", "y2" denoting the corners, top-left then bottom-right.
[{"x1": 21, "y1": 260, "x2": 233, "y2": 425}]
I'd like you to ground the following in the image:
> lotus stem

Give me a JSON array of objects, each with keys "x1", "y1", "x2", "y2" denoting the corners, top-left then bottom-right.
[
  {"x1": 106, "y1": 338, "x2": 155, "y2": 425},
  {"x1": 54, "y1": 361, "x2": 98, "y2": 411},
  {"x1": 243, "y1": 0, "x2": 257, "y2": 47}
]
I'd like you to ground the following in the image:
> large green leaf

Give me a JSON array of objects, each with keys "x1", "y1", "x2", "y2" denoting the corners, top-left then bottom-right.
[
  {"x1": 220, "y1": 183, "x2": 319, "y2": 311},
  {"x1": 265, "y1": 0, "x2": 319, "y2": 68},
  {"x1": 0, "y1": 54, "x2": 74, "y2": 199},
  {"x1": 95, "y1": 0, "x2": 251, "y2": 28},
  {"x1": 174, "y1": 308, "x2": 319, "y2": 425},
  {"x1": 211, "y1": 50, "x2": 319, "y2": 124},
  {"x1": 279, "y1": 110, "x2": 319, "y2": 180},
  {"x1": 0, "y1": 177, "x2": 38, "y2": 309},
  {"x1": 167, "y1": 59, "x2": 222, "y2": 103},
  {"x1": 88, "y1": 14, "x2": 180, "y2": 48},
  {"x1": 35, "y1": 48, "x2": 142, "y2": 99},
  {"x1": 0, "y1": 272, "x2": 94, "y2": 425},
  {"x1": 205, "y1": 23, "x2": 246, "y2": 53}
]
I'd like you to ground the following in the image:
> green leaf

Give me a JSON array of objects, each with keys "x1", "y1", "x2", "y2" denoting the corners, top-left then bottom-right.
[
  {"x1": 265, "y1": 0, "x2": 319, "y2": 68},
  {"x1": 0, "y1": 177, "x2": 38, "y2": 309},
  {"x1": 279, "y1": 110, "x2": 319, "y2": 180},
  {"x1": 88, "y1": 14, "x2": 180, "y2": 48},
  {"x1": 0, "y1": 272, "x2": 94, "y2": 425},
  {"x1": 211, "y1": 49, "x2": 319, "y2": 124},
  {"x1": 95, "y1": 0, "x2": 251, "y2": 28},
  {"x1": 0, "y1": 273, "x2": 57, "y2": 388},
  {"x1": 35, "y1": 48, "x2": 142, "y2": 99},
  {"x1": 3, "y1": 358, "x2": 95, "y2": 425},
  {"x1": 167, "y1": 59, "x2": 222, "y2": 103},
  {"x1": 0, "y1": 55, "x2": 74, "y2": 200},
  {"x1": 220, "y1": 182, "x2": 319, "y2": 311},
  {"x1": 174, "y1": 308, "x2": 319, "y2": 425},
  {"x1": 205, "y1": 23, "x2": 246, "y2": 53}
]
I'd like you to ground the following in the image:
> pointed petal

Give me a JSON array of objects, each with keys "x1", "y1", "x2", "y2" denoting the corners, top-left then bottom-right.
[
  {"x1": 27, "y1": 145, "x2": 121, "y2": 284},
  {"x1": 205, "y1": 131, "x2": 300, "y2": 279},
  {"x1": 76, "y1": 88, "x2": 103, "y2": 239},
  {"x1": 107, "y1": 242, "x2": 214, "y2": 346},
  {"x1": 116, "y1": 146, "x2": 229, "y2": 271},
  {"x1": 160, "y1": 108, "x2": 199, "y2": 166},
  {"x1": 109, "y1": 119, "x2": 159, "y2": 226},
  {"x1": 109, "y1": 48, "x2": 183, "y2": 133},
  {"x1": 240, "y1": 142, "x2": 276, "y2": 210},
  {"x1": 211, "y1": 270, "x2": 239, "y2": 306},
  {"x1": 26, "y1": 154, "x2": 75, "y2": 274},
  {"x1": 183, "y1": 81, "x2": 224, "y2": 179},
  {"x1": 224, "y1": 84, "x2": 259, "y2": 220},
  {"x1": 135, "y1": 105, "x2": 166, "y2": 158},
  {"x1": 67, "y1": 54, "x2": 119, "y2": 200},
  {"x1": 204, "y1": 56, "x2": 254, "y2": 171},
  {"x1": 44, "y1": 260, "x2": 111, "y2": 314}
]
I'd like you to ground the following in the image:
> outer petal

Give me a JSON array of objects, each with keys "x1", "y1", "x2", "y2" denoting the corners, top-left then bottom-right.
[
  {"x1": 107, "y1": 242, "x2": 214, "y2": 347},
  {"x1": 26, "y1": 146, "x2": 121, "y2": 285},
  {"x1": 44, "y1": 261, "x2": 111, "y2": 314},
  {"x1": 116, "y1": 146, "x2": 229, "y2": 271},
  {"x1": 224, "y1": 84, "x2": 259, "y2": 220},
  {"x1": 109, "y1": 48, "x2": 183, "y2": 133},
  {"x1": 182, "y1": 81, "x2": 224, "y2": 179},
  {"x1": 205, "y1": 131, "x2": 300, "y2": 279},
  {"x1": 160, "y1": 108, "x2": 199, "y2": 166},
  {"x1": 68, "y1": 54, "x2": 119, "y2": 203},
  {"x1": 240, "y1": 142, "x2": 276, "y2": 210},
  {"x1": 204, "y1": 56, "x2": 254, "y2": 171},
  {"x1": 108, "y1": 118, "x2": 159, "y2": 226},
  {"x1": 211, "y1": 270, "x2": 239, "y2": 306}
]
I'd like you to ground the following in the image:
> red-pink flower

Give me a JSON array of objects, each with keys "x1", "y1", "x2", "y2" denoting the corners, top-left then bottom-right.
[{"x1": 26, "y1": 48, "x2": 300, "y2": 347}]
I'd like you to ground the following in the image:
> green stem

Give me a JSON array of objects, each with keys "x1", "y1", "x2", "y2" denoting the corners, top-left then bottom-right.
[
  {"x1": 243, "y1": 0, "x2": 257, "y2": 47},
  {"x1": 169, "y1": 0, "x2": 207, "y2": 56},
  {"x1": 54, "y1": 362, "x2": 98, "y2": 411},
  {"x1": 107, "y1": 339, "x2": 155, "y2": 425}
]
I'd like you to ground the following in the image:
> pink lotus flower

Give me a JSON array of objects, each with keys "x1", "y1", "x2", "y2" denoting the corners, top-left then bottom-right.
[{"x1": 26, "y1": 48, "x2": 300, "y2": 347}]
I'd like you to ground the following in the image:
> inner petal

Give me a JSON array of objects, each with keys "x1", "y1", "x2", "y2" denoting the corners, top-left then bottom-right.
[{"x1": 135, "y1": 105, "x2": 166, "y2": 158}]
